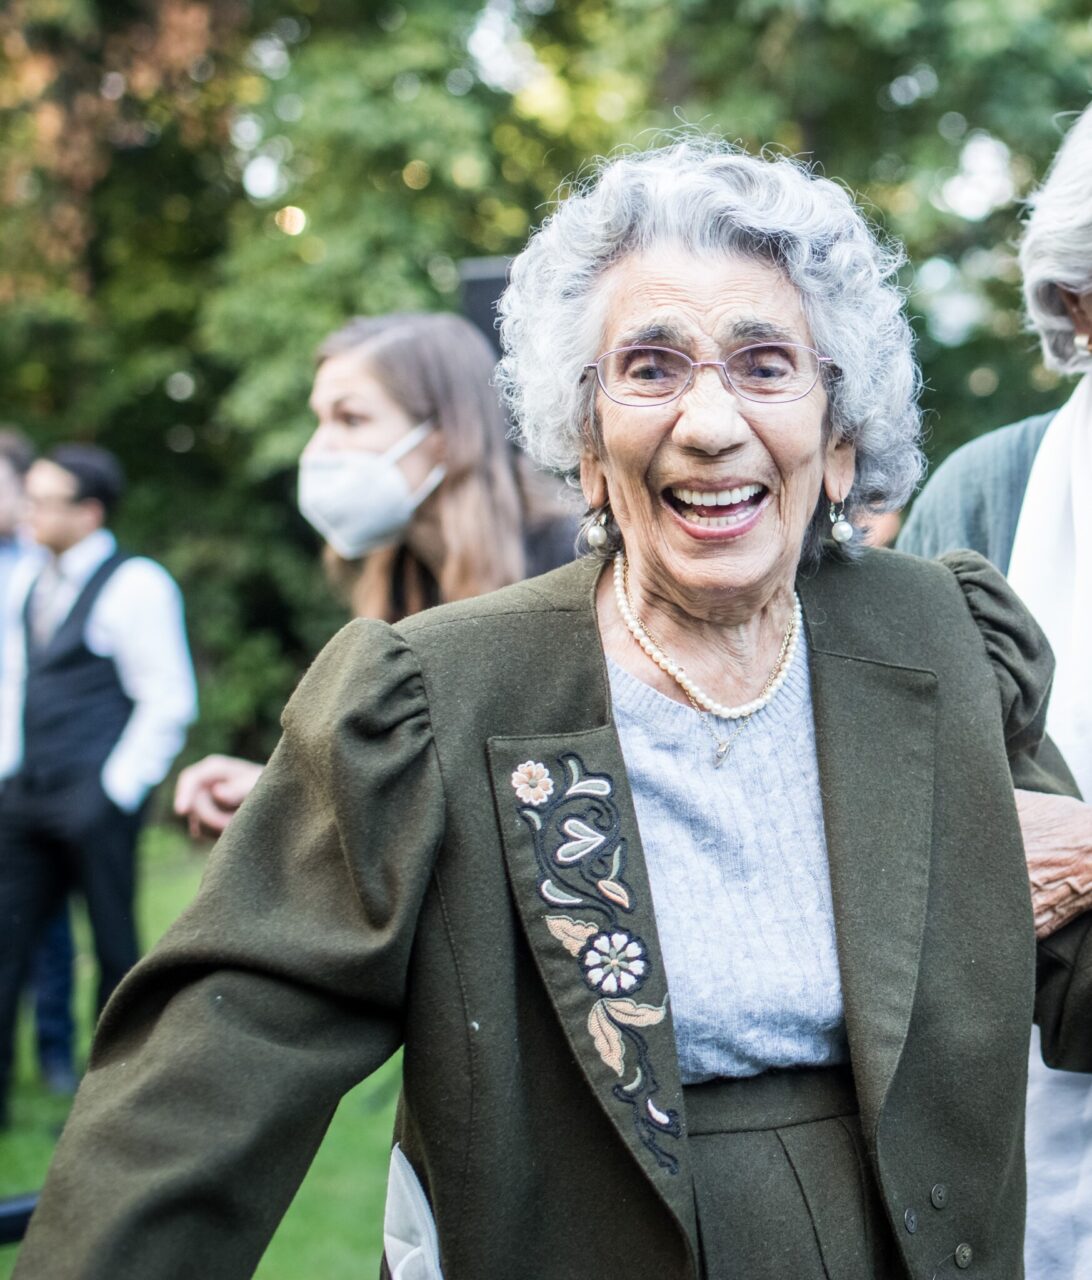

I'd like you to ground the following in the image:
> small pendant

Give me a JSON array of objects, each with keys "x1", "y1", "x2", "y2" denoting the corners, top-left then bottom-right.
[{"x1": 713, "y1": 741, "x2": 730, "y2": 768}]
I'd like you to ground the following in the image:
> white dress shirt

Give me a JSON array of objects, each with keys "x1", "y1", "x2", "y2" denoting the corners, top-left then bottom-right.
[
  {"x1": 0, "y1": 534, "x2": 42, "y2": 679},
  {"x1": 0, "y1": 528, "x2": 197, "y2": 812}
]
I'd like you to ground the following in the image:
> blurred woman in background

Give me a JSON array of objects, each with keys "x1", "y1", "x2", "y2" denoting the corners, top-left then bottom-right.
[{"x1": 175, "y1": 310, "x2": 575, "y2": 835}]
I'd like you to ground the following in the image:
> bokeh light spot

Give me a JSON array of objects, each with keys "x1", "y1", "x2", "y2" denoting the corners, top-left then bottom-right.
[
  {"x1": 451, "y1": 153, "x2": 487, "y2": 189},
  {"x1": 166, "y1": 425, "x2": 196, "y2": 453},
  {"x1": 100, "y1": 72, "x2": 126, "y2": 101},
  {"x1": 243, "y1": 155, "x2": 284, "y2": 200},
  {"x1": 402, "y1": 160, "x2": 431, "y2": 190},
  {"x1": 967, "y1": 366, "x2": 999, "y2": 396},
  {"x1": 166, "y1": 372, "x2": 196, "y2": 402},
  {"x1": 275, "y1": 205, "x2": 307, "y2": 235}
]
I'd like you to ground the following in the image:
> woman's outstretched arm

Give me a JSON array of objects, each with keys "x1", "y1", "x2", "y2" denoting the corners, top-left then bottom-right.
[{"x1": 15, "y1": 621, "x2": 445, "y2": 1280}]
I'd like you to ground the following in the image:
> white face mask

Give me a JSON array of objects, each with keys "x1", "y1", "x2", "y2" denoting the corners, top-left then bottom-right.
[{"x1": 297, "y1": 421, "x2": 445, "y2": 559}]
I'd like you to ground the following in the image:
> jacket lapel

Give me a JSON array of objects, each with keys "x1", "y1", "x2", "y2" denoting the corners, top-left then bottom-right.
[
  {"x1": 484, "y1": 552, "x2": 936, "y2": 1255},
  {"x1": 486, "y1": 562, "x2": 697, "y2": 1260},
  {"x1": 800, "y1": 568, "x2": 937, "y2": 1139}
]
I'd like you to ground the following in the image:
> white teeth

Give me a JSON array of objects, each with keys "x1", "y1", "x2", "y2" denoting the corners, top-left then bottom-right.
[
  {"x1": 670, "y1": 482, "x2": 763, "y2": 508},
  {"x1": 685, "y1": 510, "x2": 751, "y2": 528}
]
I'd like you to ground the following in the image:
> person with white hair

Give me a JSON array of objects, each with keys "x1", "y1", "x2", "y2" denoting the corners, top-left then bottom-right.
[
  {"x1": 14, "y1": 134, "x2": 1092, "y2": 1280},
  {"x1": 899, "y1": 101, "x2": 1092, "y2": 1280}
]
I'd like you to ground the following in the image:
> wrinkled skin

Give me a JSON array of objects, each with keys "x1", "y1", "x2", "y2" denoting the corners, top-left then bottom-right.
[{"x1": 1019, "y1": 788, "x2": 1092, "y2": 938}]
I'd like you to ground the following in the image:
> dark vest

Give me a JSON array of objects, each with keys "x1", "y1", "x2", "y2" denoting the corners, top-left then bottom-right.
[{"x1": 20, "y1": 551, "x2": 134, "y2": 780}]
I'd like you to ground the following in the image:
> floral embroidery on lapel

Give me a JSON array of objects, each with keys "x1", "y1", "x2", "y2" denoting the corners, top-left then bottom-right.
[
  {"x1": 515, "y1": 752, "x2": 682, "y2": 1174},
  {"x1": 510, "y1": 760, "x2": 554, "y2": 806}
]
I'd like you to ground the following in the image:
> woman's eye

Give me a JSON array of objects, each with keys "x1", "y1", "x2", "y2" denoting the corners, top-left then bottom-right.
[
  {"x1": 734, "y1": 346, "x2": 793, "y2": 379},
  {"x1": 623, "y1": 350, "x2": 682, "y2": 382}
]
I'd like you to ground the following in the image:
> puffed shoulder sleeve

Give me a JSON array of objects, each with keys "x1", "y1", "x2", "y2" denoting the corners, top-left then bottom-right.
[
  {"x1": 940, "y1": 548, "x2": 1076, "y2": 796},
  {"x1": 15, "y1": 620, "x2": 446, "y2": 1280}
]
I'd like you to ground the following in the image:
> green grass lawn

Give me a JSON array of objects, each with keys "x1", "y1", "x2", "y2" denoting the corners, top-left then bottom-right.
[{"x1": 0, "y1": 825, "x2": 399, "y2": 1278}]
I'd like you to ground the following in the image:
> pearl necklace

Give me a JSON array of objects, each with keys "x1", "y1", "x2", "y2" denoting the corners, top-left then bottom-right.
[{"x1": 612, "y1": 551, "x2": 801, "y2": 723}]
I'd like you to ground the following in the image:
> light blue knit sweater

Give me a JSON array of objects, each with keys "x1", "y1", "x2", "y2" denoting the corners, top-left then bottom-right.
[{"x1": 608, "y1": 627, "x2": 848, "y2": 1084}]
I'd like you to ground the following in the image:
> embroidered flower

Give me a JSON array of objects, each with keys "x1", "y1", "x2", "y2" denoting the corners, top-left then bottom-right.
[
  {"x1": 515, "y1": 753, "x2": 681, "y2": 1173},
  {"x1": 580, "y1": 931, "x2": 648, "y2": 995},
  {"x1": 511, "y1": 760, "x2": 554, "y2": 806}
]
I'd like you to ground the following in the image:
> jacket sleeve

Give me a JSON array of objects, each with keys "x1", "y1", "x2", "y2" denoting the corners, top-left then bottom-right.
[
  {"x1": 15, "y1": 620, "x2": 445, "y2": 1280},
  {"x1": 941, "y1": 549, "x2": 1077, "y2": 797},
  {"x1": 942, "y1": 550, "x2": 1092, "y2": 1070}
]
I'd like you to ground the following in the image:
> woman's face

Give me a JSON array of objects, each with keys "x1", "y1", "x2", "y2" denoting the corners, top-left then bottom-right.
[
  {"x1": 304, "y1": 351, "x2": 443, "y2": 491},
  {"x1": 581, "y1": 246, "x2": 855, "y2": 613}
]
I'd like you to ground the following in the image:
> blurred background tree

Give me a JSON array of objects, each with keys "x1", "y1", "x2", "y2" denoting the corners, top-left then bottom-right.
[{"x1": 2, "y1": 0, "x2": 1090, "y2": 763}]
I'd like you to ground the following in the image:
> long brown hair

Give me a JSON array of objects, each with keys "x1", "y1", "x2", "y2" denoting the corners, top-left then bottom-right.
[{"x1": 316, "y1": 312, "x2": 560, "y2": 621}]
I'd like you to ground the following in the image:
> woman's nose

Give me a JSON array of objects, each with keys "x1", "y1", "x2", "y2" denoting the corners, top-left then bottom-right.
[
  {"x1": 671, "y1": 365, "x2": 751, "y2": 453},
  {"x1": 302, "y1": 422, "x2": 343, "y2": 456}
]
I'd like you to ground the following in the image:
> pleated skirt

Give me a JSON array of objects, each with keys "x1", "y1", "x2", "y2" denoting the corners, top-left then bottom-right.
[{"x1": 684, "y1": 1065, "x2": 903, "y2": 1280}]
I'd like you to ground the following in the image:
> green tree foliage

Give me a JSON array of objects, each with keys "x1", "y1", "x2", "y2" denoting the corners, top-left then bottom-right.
[
  {"x1": 512, "y1": 0, "x2": 1092, "y2": 450},
  {"x1": 2, "y1": 0, "x2": 1090, "y2": 759}
]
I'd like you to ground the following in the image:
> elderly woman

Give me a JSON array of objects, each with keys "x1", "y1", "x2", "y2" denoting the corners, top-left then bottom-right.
[
  {"x1": 15, "y1": 138, "x2": 1092, "y2": 1280},
  {"x1": 899, "y1": 102, "x2": 1092, "y2": 1280}
]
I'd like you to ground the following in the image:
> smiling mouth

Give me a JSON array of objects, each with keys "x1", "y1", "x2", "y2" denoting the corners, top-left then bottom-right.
[{"x1": 665, "y1": 482, "x2": 768, "y2": 527}]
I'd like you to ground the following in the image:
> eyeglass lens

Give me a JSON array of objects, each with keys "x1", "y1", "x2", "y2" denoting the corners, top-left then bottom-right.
[{"x1": 597, "y1": 344, "x2": 821, "y2": 405}]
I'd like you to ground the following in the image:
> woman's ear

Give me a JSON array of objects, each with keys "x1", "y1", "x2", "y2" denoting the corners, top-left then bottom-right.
[
  {"x1": 823, "y1": 434, "x2": 856, "y2": 506},
  {"x1": 580, "y1": 451, "x2": 609, "y2": 509},
  {"x1": 1059, "y1": 287, "x2": 1092, "y2": 343}
]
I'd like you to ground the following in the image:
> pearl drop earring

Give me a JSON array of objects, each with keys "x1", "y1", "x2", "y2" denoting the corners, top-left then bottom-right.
[
  {"x1": 586, "y1": 510, "x2": 610, "y2": 550},
  {"x1": 829, "y1": 500, "x2": 853, "y2": 545}
]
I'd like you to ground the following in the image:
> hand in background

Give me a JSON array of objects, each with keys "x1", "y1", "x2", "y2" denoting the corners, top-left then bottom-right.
[
  {"x1": 1019, "y1": 788, "x2": 1092, "y2": 939},
  {"x1": 174, "y1": 754, "x2": 264, "y2": 840}
]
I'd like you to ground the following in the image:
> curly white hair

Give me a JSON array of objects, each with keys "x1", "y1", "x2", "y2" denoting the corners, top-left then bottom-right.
[
  {"x1": 495, "y1": 136, "x2": 924, "y2": 559},
  {"x1": 1020, "y1": 103, "x2": 1092, "y2": 375}
]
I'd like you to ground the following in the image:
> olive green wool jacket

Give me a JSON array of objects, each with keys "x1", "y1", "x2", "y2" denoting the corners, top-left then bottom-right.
[{"x1": 15, "y1": 549, "x2": 1092, "y2": 1280}]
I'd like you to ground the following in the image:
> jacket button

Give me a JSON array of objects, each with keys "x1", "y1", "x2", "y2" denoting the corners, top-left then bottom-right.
[
  {"x1": 931, "y1": 1183, "x2": 949, "y2": 1209},
  {"x1": 955, "y1": 1242, "x2": 973, "y2": 1269},
  {"x1": 904, "y1": 1208, "x2": 917, "y2": 1233}
]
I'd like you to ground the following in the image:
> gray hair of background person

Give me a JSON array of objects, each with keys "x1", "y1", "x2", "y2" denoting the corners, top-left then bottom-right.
[
  {"x1": 0, "y1": 429, "x2": 35, "y2": 477},
  {"x1": 1020, "y1": 102, "x2": 1092, "y2": 375},
  {"x1": 495, "y1": 135, "x2": 925, "y2": 560}
]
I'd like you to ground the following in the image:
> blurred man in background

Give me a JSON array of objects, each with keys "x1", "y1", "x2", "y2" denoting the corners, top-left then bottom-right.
[
  {"x1": 0, "y1": 429, "x2": 78, "y2": 1096},
  {"x1": 0, "y1": 444, "x2": 197, "y2": 1127}
]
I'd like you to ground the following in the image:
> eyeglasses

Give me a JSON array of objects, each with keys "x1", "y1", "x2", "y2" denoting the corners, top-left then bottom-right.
[{"x1": 583, "y1": 343, "x2": 833, "y2": 408}]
